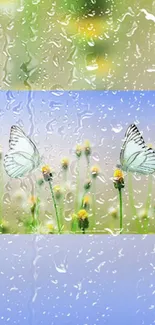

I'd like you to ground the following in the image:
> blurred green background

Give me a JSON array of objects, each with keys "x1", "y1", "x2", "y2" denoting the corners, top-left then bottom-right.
[{"x1": 0, "y1": 0, "x2": 155, "y2": 90}]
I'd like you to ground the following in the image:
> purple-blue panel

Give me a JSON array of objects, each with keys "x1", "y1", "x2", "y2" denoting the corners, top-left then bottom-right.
[{"x1": 0, "y1": 235, "x2": 154, "y2": 325}]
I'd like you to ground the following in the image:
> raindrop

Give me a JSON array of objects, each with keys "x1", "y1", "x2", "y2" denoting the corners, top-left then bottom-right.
[
  {"x1": 92, "y1": 152, "x2": 100, "y2": 162},
  {"x1": 53, "y1": 260, "x2": 68, "y2": 273},
  {"x1": 111, "y1": 124, "x2": 123, "y2": 133}
]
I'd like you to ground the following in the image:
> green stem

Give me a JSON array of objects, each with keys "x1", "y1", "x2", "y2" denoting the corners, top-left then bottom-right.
[
  {"x1": 145, "y1": 174, "x2": 153, "y2": 213},
  {"x1": 143, "y1": 217, "x2": 149, "y2": 234},
  {"x1": 119, "y1": 188, "x2": 123, "y2": 234},
  {"x1": 92, "y1": 179, "x2": 96, "y2": 229},
  {"x1": 128, "y1": 173, "x2": 137, "y2": 217},
  {"x1": 33, "y1": 178, "x2": 41, "y2": 228},
  {"x1": 63, "y1": 166, "x2": 68, "y2": 186},
  {"x1": 0, "y1": 157, "x2": 3, "y2": 219},
  {"x1": 71, "y1": 217, "x2": 78, "y2": 233},
  {"x1": 60, "y1": 170, "x2": 68, "y2": 229},
  {"x1": 49, "y1": 181, "x2": 61, "y2": 234},
  {"x1": 144, "y1": 174, "x2": 153, "y2": 234},
  {"x1": 128, "y1": 173, "x2": 140, "y2": 232},
  {"x1": 59, "y1": 197, "x2": 64, "y2": 230},
  {"x1": 75, "y1": 158, "x2": 80, "y2": 213},
  {"x1": 31, "y1": 205, "x2": 37, "y2": 228},
  {"x1": 34, "y1": 198, "x2": 40, "y2": 223},
  {"x1": 86, "y1": 156, "x2": 90, "y2": 179},
  {"x1": 82, "y1": 227, "x2": 85, "y2": 234},
  {"x1": 80, "y1": 189, "x2": 88, "y2": 209}
]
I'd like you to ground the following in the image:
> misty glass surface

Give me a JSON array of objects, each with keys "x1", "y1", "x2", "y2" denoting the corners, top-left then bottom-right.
[
  {"x1": 0, "y1": 235, "x2": 154, "y2": 324},
  {"x1": 0, "y1": 0, "x2": 155, "y2": 90}
]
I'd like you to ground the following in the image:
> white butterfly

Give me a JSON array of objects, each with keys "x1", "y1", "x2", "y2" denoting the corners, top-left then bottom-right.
[
  {"x1": 4, "y1": 125, "x2": 41, "y2": 178},
  {"x1": 117, "y1": 124, "x2": 155, "y2": 175}
]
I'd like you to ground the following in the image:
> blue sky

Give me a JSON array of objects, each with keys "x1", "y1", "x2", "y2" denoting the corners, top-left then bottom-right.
[{"x1": 2, "y1": 90, "x2": 155, "y2": 161}]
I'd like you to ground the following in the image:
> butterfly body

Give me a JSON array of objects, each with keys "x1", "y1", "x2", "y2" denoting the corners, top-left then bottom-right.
[
  {"x1": 4, "y1": 125, "x2": 41, "y2": 178},
  {"x1": 119, "y1": 124, "x2": 155, "y2": 175}
]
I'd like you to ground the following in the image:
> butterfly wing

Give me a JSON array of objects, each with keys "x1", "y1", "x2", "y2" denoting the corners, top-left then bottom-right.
[
  {"x1": 4, "y1": 125, "x2": 40, "y2": 178},
  {"x1": 120, "y1": 124, "x2": 155, "y2": 174},
  {"x1": 8, "y1": 125, "x2": 37, "y2": 154}
]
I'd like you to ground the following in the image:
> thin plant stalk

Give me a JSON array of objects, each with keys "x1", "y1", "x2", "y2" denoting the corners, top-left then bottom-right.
[
  {"x1": 128, "y1": 173, "x2": 137, "y2": 216},
  {"x1": 28, "y1": 178, "x2": 38, "y2": 231},
  {"x1": 59, "y1": 196, "x2": 64, "y2": 230},
  {"x1": 60, "y1": 170, "x2": 68, "y2": 229},
  {"x1": 49, "y1": 181, "x2": 61, "y2": 234},
  {"x1": 31, "y1": 178, "x2": 41, "y2": 229},
  {"x1": 145, "y1": 174, "x2": 153, "y2": 213},
  {"x1": 75, "y1": 189, "x2": 89, "y2": 234},
  {"x1": 80, "y1": 189, "x2": 88, "y2": 209},
  {"x1": 142, "y1": 217, "x2": 149, "y2": 234},
  {"x1": 86, "y1": 156, "x2": 90, "y2": 179},
  {"x1": 128, "y1": 173, "x2": 140, "y2": 232},
  {"x1": 82, "y1": 227, "x2": 85, "y2": 234},
  {"x1": 75, "y1": 157, "x2": 80, "y2": 213},
  {"x1": 92, "y1": 179, "x2": 96, "y2": 230},
  {"x1": 71, "y1": 217, "x2": 78, "y2": 233},
  {"x1": 119, "y1": 188, "x2": 123, "y2": 234},
  {"x1": 0, "y1": 155, "x2": 3, "y2": 219},
  {"x1": 144, "y1": 174, "x2": 153, "y2": 233},
  {"x1": 31, "y1": 200, "x2": 40, "y2": 230},
  {"x1": 34, "y1": 181, "x2": 41, "y2": 225},
  {"x1": 34, "y1": 198, "x2": 40, "y2": 225},
  {"x1": 63, "y1": 169, "x2": 67, "y2": 184}
]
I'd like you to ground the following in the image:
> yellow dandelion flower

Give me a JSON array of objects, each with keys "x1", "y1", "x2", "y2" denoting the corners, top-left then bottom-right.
[
  {"x1": 77, "y1": 209, "x2": 88, "y2": 220},
  {"x1": 13, "y1": 190, "x2": 26, "y2": 205},
  {"x1": 54, "y1": 185, "x2": 61, "y2": 192},
  {"x1": 68, "y1": 18, "x2": 110, "y2": 39},
  {"x1": 75, "y1": 144, "x2": 82, "y2": 158},
  {"x1": 86, "y1": 56, "x2": 113, "y2": 75},
  {"x1": 77, "y1": 209, "x2": 89, "y2": 233},
  {"x1": 113, "y1": 169, "x2": 124, "y2": 180},
  {"x1": 0, "y1": 219, "x2": 9, "y2": 234},
  {"x1": 82, "y1": 195, "x2": 91, "y2": 209},
  {"x1": 95, "y1": 58, "x2": 113, "y2": 75},
  {"x1": 83, "y1": 195, "x2": 90, "y2": 204},
  {"x1": 61, "y1": 157, "x2": 69, "y2": 170},
  {"x1": 29, "y1": 196, "x2": 37, "y2": 205},
  {"x1": 53, "y1": 185, "x2": 63, "y2": 200},
  {"x1": 137, "y1": 208, "x2": 153, "y2": 221},
  {"x1": 84, "y1": 179, "x2": 92, "y2": 190},
  {"x1": 108, "y1": 207, "x2": 118, "y2": 219},
  {"x1": 91, "y1": 165, "x2": 100, "y2": 178},
  {"x1": 0, "y1": 219, "x2": 7, "y2": 227},
  {"x1": 45, "y1": 221, "x2": 55, "y2": 233},
  {"x1": 84, "y1": 140, "x2": 91, "y2": 157},
  {"x1": 138, "y1": 209, "x2": 147, "y2": 220},
  {"x1": 42, "y1": 165, "x2": 53, "y2": 182},
  {"x1": 42, "y1": 165, "x2": 51, "y2": 173},
  {"x1": 113, "y1": 169, "x2": 124, "y2": 190}
]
